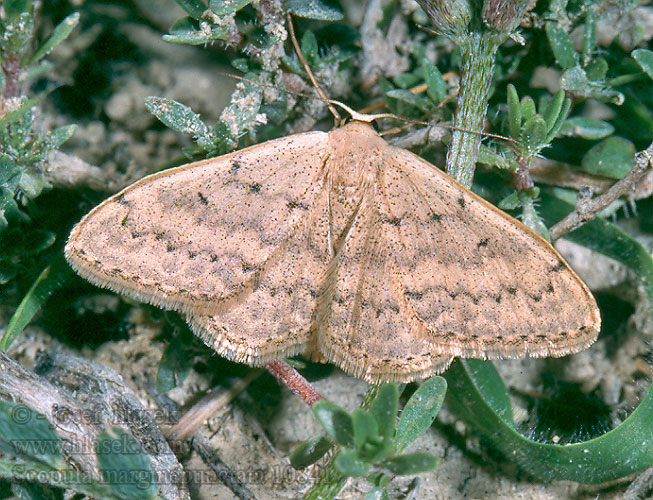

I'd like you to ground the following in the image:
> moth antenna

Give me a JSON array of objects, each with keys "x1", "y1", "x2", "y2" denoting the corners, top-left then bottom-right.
[
  {"x1": 220, "y1": 75, "x2": 513, "y2": 144},
  {"x1": 286, "y1": 13, "x2": 341, "y2": 123}
]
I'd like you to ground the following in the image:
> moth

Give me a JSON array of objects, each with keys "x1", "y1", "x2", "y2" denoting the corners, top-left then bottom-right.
[{"x1": 65, "y1": 120, "x2": 601, "y2": 383}]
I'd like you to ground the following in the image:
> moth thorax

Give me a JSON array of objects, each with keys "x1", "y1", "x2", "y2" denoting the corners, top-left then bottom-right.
[{"x1": 328, "y1": 147, "x2": 383, "y2": 190}]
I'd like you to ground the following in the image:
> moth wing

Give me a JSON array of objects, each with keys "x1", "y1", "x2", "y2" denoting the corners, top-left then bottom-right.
[
  {"x1": 318, "y1": 193, "x2": 453, "y2": 383},
  {"x1": 379, "y1": 147, "x2": 601, "y2": 359},
  {"x1": 65, "y1": 131, "x2": 330, "y2": 316},
  {"x1": 186, "y1": 186, "x2": 333, "y2": 365}
]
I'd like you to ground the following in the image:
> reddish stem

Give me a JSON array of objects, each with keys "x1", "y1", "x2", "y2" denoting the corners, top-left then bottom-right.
[
  {"x1": 2, "y1": 55, "x2": 22, "y2": 99},
  {"x1": 265, "y1": 360, "x2": 324, "y2": 407}
]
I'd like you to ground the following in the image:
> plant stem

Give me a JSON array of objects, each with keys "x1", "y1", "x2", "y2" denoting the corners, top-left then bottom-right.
[
  {"x1": 445, "y1": 33, "x2": 498, "y2": 187},
  {"x1": 266, "y1": 360, "x2": 324, "y2": 406}
]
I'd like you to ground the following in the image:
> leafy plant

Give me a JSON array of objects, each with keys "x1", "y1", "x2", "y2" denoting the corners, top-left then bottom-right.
[
  {"x1": 293, "y1": 377, "x2": 446, "y2": 499},
  {"x1": 0, "y1": 1, "x2": 79, "y2": 284}
]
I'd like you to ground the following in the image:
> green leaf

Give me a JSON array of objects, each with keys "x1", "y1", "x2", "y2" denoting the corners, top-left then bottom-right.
[
  {"x1": 382, "y1": 452, "x2": 439, "y2": 475},
  {"x1": 144, "y1": 96, "x2": 211, "y2": 144},
  {"x1": 0, "y1": 399, "x2": 63, "y2": 468},
  {"x1": 290, "y1": 435, "x2": 331, "y2": 469},
  {"x1": 520, "y1": 96, "x2": 535, "y2": 123},
  {"x1": 176, "y1": 0, "x2": 208, "y2": 19},
  {"x1": 545, "y1": 22, "x2": 577, "y2": 70},
  {"x1": 45, "y1": 124, "x2": 77, "y2": 149},
  {"x1": 0, "y1": 255, "x2": 72, "y2": 351},
  {"x1": 560, "y1": 117, "x2": 614, "y2": 140},
  {"x1": 300, "y1": 31, "x2": 319, "y2": 63},
  {"x1": 0, "y1": 93, "x2": 46, "y2": 128},
  {"x1": 352, "y1": 409, "x2": 378, "y2": 451},
  {"x1": 520, "y1": 115, "x2": 547, "y2": 151},
  {"x1": 544, "y1": 96, "x2": 571, "y2": 143},
  {"x1": 633, "y1": 48, "x2": 653, "y2": 81},
  {"x1": 370, "y1": 383, "x2": 398, "y2": 443},
  {"x1": 580, "y1": 136, "x2": 635, "y2": 179},
  {"x1": 209, "y1": 0, "x2": 253, "y2": 15},
  {"x1": 285, "y1": 0, "x2": 344, "y2": 21},
  {"x1": 394, "y1": 376, "x2": 447, "y2": 451},
  {"x1": 542, "y1": 90, "x2": 565, "y2": 133},
  {"x1": 313, "y1": 400, "x2": 354, "y2": 447},
  {"x1": 16, "y1": 169, "x2": 49, "y2": 199},
  {"x1": 96, "y1": 427, "x2": 158, "y2": 500},
  {"x1": 506, "y1": 84, "x2": 521, "y2": 139},
  {"x1": 26, "y1": 12, "x2": 80, "y2": 65},
  {"x1": 156, "y1": 336, "x2": 192, "y2": 393},
  {"x1": 585, "y1": 57, "x2": 608, "y2": 81},
  {"x1": 477, "y1": 144, "x2": 517, "y2": 171},
  {"x1": 333, "y1": 449, "x2": 369, "y2": 477},
  {"x1": 422, "y1": 59, "x2": 446, "y2": 104},
  {"x1": 364, "y1": 485, "x2": 390, "y2": 500},
  {"x1": 163, "y1": 17, "x2": 230, "y2": 45}
]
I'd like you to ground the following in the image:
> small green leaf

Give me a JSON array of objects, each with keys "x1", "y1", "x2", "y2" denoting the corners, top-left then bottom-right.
[
  {"x1": 45, "y1": 124, "x2": 77, "y2": 149},
  {"x1": 144, "y1": 96, "x2": 211, "y2": 142},
  {"x1": 17, "y1": 169, "x2": 49, "y2": 199},
  {"x1": 290, "y1": 435, "x2": 331, "y2": 469},
  {"x1": 0, "y1": 399, "x2": 63, "y2": 468},
  {"x1": 156, "y1": 336, "x2": 192, "y2": 393},
  {"x1": 506, "y1": 84, "x2": 521, "y2": 139},
  {"x1": 545, "y1": 22, "x2": 577, "y2": 70},
  {"x1": 422, "y1": 59, "x2": 446, "y2": 104},
  {"x1": 520, "y1": 96, "x2": 536, "y2": 123},
  {"x1": 477, "y1": 145, "x2": 517, "y2": 171},
  {"x1": 96, "y1": 427, "x2": 158, "y2": 500},
  {"x1": 370, "y1": 383, "x2": 398, "y2": 443},
  {"x1": 176, "y1": 0, "x2": 208, "y2": 19},
  {"x1": 545, "y1": 96, "x2": 571, "y2": 143},
  {"x1": 498, "y1": 191, "x2": 521, "y2": 210},
  {"x1": 382, "y1": 452, "x2": 439, "y2": 475},
  {"x1": 364, "y1": 485, "x2": 390, "y2": 500},
  {"x1": 209, "y1": 0, "x2": 253, "y2": 15},
  {"x1": 0, "y1": 255, "x2": 71, "y2": 351},
  {"x1": 285, "y1": 0, "x2": 344, "y2": 21},
  {"x1": 585, "y1": 57, "x2": 608, "y2": 81},
  {"x1": 394, "y1": 376, "x2": 446, "y2": 451},
  {"x1": 300, "y1": 31, "x2": 319, "y2": 63},
  {"x1": 520, "y1": 115, "x2": 548, "y2": 151},
  {"x1": 560, "y1": 117, "x2": 614, "y2": 140},
  {"x1": 163, "y1": 17, "x2": 230, "y2": 45},
  {"x1": 393, "y1": 73, "x2": 420, "y2": 89},
  {"x1": 0, "y1": 94, "x2": 46, "y2": 128},
  {"x1": 633, "y1": 48, "x2": 653, "y2": 81},
  {"x1": 542, "y1": 90, "x2": 565, "y2": 133},
  {"x1": 334, "y1": 449, "x2": 370, "y2": 477},
  {"x1": 560, "y1": 66, "x2": 588, "y2": 92},
  {"x1": 313, "y1": 400, "x2": 354, "y2": 447},
  {"x1": 353, "y1": 409, "x2": 378, "y2": 451},
  {"x1": 580, "y1": 136, "x2": 635, "y2": 179},
  {"x1": 27, "y1": 12, "x2": 80, "y2": 65}
]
